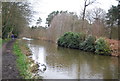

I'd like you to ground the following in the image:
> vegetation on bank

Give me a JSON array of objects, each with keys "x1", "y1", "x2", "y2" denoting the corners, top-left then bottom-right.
[
  {"x1": 13, "y1": 40, "x2": 42, "y2": 79},
  {"x1": 0, "y1": 38, "x2": 12, "y2": 47},
  {"x1": 13, "y1": 40, "x2": 32, "y2": 79},
  {"x1": 2, "y1": 38, "x2": 11, "y2": 44},
  {"x1": 0, "y1": 38, "x2": 2, "y2": 47},
  {"x1": 58, "y1": 32, "x2": 85, "y2": 49},
  {"x1": 95, "y1": 38, "x2": 111, "y2": 55},
  {"x1": 57, "y1": 32, "x2": 111, "y2": 56},
  {"x1": 79, "y1": 35, "x2": 96, "y2": 52}
]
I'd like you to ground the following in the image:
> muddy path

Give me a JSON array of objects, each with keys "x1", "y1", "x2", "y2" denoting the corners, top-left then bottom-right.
[
  {"x1": 0, "y1": 46, "x2": 2, "y2": 80},
  {"x1": 2, "y1": 40, "x2": 22, "y2": 79}
]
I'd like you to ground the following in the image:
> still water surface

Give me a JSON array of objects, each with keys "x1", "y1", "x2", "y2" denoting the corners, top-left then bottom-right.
[{"x1": 26, "y1": 39, "x2": 118, "y2": 79}]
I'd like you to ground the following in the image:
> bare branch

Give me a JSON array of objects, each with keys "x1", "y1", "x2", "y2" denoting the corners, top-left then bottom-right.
[{"x1": 86, "y1": 0, "x2": 96, "y2": 6}]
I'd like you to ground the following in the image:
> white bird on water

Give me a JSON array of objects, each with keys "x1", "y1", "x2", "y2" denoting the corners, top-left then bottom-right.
[{"x1": 22, "y1": 37, "x2": 33, "y2": 41}]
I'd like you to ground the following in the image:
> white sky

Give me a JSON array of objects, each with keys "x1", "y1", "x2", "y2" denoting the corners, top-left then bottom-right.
[{"x1": 29, "y1": 0, "x2": 118, "y2": 27}]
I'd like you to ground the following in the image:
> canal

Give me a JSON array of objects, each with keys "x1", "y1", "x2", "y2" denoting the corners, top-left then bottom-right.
[{"x1": 26, "y1": 39, "x2": 118, "y2": 79}]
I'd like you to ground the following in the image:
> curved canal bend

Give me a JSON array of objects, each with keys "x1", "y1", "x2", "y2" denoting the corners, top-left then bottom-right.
[{"x1": 26, "y1": 39, "x2": 118, "y2": 79}]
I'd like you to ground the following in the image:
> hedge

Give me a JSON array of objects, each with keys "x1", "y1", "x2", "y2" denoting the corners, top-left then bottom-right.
[{"x1": 57, "y1": 32, "x2": 111, "y2": 56}]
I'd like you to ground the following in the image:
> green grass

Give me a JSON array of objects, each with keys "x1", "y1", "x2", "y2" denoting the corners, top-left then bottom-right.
[
  {"x1": 2, "y1": 38, "x2": 11, "y2": 44},
  {"x1": 0, "y1": 38, "x2": 2, "y2": 47},
  {"x1": 13, "y1": 41, "x2": 32, "y2": 79}
]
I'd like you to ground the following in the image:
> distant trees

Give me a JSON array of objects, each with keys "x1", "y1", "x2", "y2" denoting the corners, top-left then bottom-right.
[
  {"x1": 36, "y1": 17, "x2": 42, "y2": 26},
  {"x1": 46, "y1": 11, "x2": 70, "y2": 27},
  {"x1": 22, "y1": 2, "x2": 119, "y2": 42},
  {"x1": 106, "y1": 5, "x2": 119, "y2": 39},
  {"x1": 46, "y1": 11, "x2": 86, "y2": 42},
  {"x1": 0, "y1": 2, "x2": 2, "y2": 37},
  {"x1": 106, "y1": 5, "x2": 118, "y2": 27},
  {"x1": 2, "y1": 2, "x2": 33, "y2": 39},
  {"x1": 46, "y1": 11, "x2": 59, "y2": 27},
  {"x1": 118, "y1": 0, "x2": 120, "y2": 40}
]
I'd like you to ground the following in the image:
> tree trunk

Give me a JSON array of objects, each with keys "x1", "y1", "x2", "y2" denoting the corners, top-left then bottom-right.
[
  {"x1": 118, "y1": 6, "x2": 120, "y2": 40},
  {"x1": 109, "y1": 28, "x2": 112, "y2": 39},
  {"x1": 109, "y1": 24, "x2": 113, "y2": 39},
  {"x1": 82, "y1": 3, "x2": 87, "y2": 31}
]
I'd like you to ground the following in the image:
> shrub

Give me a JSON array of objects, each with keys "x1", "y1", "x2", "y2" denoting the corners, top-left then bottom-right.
[
  {"x1": 95, "y1": 37, "x2": 111, "y2": 55},
  {"x1": 79, "y1": 35, "x2": 96, "y2": 52},
  {"x1": 57, "y1": 32, "x2": 85, "y2": 49},
  {"x1": 79, "y1": 32, "x2": 86, "y2": 42}
]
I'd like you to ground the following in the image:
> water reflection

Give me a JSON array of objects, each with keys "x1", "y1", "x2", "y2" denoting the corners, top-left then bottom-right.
[
  {"x1": 28, "y1": 45, "x2": 46, "y2": 64},
  {"x1": 27, "y1": 40, "x2": 118, "y2": 79}
]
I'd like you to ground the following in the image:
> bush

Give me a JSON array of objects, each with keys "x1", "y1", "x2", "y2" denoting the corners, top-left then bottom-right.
[
  {"x1": 95, "y1": 37, "x2": 111, "y2": 55},
  {"x1": 57, "y1": 32, "x2": 85, "y2": 49},
  {"x1": 79, "y1": 35, "x2": 96, "y2": 52}
]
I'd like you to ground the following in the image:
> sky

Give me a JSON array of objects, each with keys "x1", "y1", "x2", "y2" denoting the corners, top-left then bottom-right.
[{"x1": 29, "y1": 0, "x2": 118, "y2": 27}]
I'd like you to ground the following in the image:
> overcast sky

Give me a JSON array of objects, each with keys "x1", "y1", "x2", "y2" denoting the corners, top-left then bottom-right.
[{"x1": 29, "y1": 0, "x2": 118, "y2": 27}]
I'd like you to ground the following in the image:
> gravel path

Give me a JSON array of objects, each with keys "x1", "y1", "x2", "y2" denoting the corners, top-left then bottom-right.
[{"x1": 2, "y1": 40, "x2": 22, "y2": 79}]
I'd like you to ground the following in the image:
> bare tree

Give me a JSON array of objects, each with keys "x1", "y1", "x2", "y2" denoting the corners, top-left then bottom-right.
[
  {"x1": 82, "y1": 0, "x2": 96, "y2": 30},
  {"x1": 92, "y1": 7, "x2": 106, "y2": 21},
  {"x1": 86, "y1": 10, "x2": 93, "y2": 24},
  {"x1": 86, "y1": 7, "x2": 106, "y2": 24},
  {"x1": 46, "y1": 12, "x2": 80, "y2": 42},
  {"x1": 85, "y1": 7, "x2": 106, "y2": 36}
]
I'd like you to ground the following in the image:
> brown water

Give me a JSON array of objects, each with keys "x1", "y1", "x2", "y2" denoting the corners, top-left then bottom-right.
[{"x1": 27, "y1": 39, "x2": 118, "y2": 79}]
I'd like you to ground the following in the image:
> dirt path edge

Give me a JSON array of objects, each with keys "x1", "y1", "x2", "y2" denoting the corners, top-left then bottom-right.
[{"x1": 2, "y1": 40, "x2": 22, "y2": 79}]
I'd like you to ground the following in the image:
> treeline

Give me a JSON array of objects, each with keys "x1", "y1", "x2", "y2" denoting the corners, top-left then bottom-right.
[
  {"x1": 2, "y1": 2, "x2": 33, "y2": 39},
  {"x1": 22, "y1": 5, "x2": 119, "y2": 42},
  {"x1": 0, "y1": 2, "x2": 2, "y2": 37}
]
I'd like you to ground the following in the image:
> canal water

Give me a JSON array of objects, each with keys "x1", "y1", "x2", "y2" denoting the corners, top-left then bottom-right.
[{"x1": 26, "y1": 39, "x2": 118, "y2": 79}]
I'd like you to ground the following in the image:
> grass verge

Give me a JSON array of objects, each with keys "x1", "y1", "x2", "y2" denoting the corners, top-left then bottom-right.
[
  {"x1": 13, "y1": 40, "x2": 32, "y2": 79},
  {"x1": 2, "y1": 38, "x2": 11, "y2": 44},
  {"x1": 13, "y1": 39, "x2": 42, "y2": 79},
  {"x1": 0, "y1": 38, "x2": 2, "y2": 47}
]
